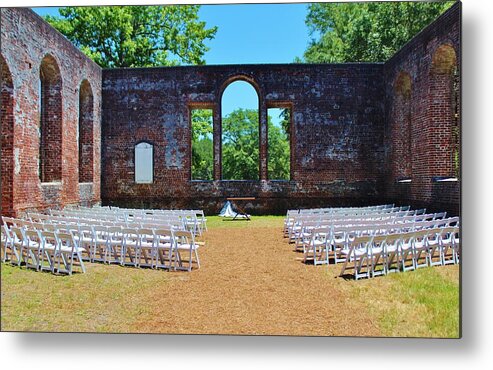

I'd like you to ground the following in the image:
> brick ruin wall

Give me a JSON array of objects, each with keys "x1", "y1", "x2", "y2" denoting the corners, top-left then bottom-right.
[
  {"x1": 102, "y1": 64, "x2": 386, "y2": 214},
  {"x1": 383, "y1": 2, "x2": 461, "y2": 216},
  {"x1": 1, "y1": 8, "x2": 102, "y2": 216},
  {"x1": 1, "y1": 4, "x2": 461, "y2": 216}
]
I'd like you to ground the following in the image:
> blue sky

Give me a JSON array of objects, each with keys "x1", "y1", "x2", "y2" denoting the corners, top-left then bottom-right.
[
  {"x1": 32, "y1": 4, "x2": 310, "y2": 65},
  {"x1": 32, "y1": 4, "x2": 310, "y2": 121}
]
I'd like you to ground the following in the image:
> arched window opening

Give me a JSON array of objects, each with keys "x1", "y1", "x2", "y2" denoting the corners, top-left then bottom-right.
[
  {"x1": 135, "y1": 142, "x2": 153, "y2": 184},
  {"x1": 191, "y1": 107, "x2": 213, "y2": 180},
  {"x1": 1, "y1": 54, "x2": 15, "y2": 216},
  {"x1": 221, "y1": 79, "x2": 259, "y2": 180},
  {"x1": 78, "y1": 79, "x2": 94, "y2": 183},
  {"x1": 430, "y1": 44, "x2": 458, "y2": 178},
  {"x1": 39, "y1": 54, "x2": 62, "y2": 182},
  {"x1": 267, "y1": 106, "x2": 291, "y2": 180},
  {"x1": 393, "y1": 72, "x2": 412, "y2": 180}
]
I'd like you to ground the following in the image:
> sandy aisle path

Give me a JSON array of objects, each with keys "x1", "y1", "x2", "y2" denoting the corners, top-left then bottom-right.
[{"x1": 135, "y1": 220, "x2": 380, "y2": 336}]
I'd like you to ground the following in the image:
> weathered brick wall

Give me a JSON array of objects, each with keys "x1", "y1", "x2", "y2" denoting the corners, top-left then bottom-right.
[
  {"x1": 0, "y1": 8, "x2": 102, "y2": 216},
  {"x1": 102, "y1": 64, "x2": 386, "y2": 214},
  {"x1": 383, "y1": 2, "x2": 461, "y2": 215}
]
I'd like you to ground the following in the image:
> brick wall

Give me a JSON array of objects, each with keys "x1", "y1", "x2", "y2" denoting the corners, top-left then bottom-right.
[
  {"x1": 0, "y1": 8, "x2": 102, "y2": 216},
  {"x1": 101, "y1": 64, "x2": 386, "y2": 214},
  {"x1": 383, "y1": 2, "x2": 461, "y2": 216}
]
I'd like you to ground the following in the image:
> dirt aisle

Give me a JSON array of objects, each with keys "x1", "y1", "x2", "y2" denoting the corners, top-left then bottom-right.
[{"x1": 135, "y1": 221, "x2": 380, "y2": 336}]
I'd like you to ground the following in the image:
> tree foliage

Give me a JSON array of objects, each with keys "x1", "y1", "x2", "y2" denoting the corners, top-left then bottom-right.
[
  {"x1": 44, "y1": 6, "x2": 217, "y2": 68},
  {"x1": 303, "y1": 1, "x2": 455, "y2": 63},
  {"x1": 268, "y1": 109, "x2": 290, "y2": 180},
  {"x1": 222, "y1": 109, "x2": 260, "y2": 180},
  {"x1": 192, "y1": 108, "x2": 290, "y2": 181},
  {"x1": 191, "y1": 109, "x2": 213, "y2": 180}
]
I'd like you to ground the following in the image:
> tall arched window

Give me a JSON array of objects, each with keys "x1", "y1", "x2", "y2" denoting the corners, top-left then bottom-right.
[
  {"x1": 39, "y1": 54, "x2": 62, "y2": 182},
  {"x1": 221, "y1": 79, "x2": 259, "y2": 180},
  {"x1": 429, "y1": 44, "x2": 458, "y2": 178},
  {"x1": 1, "y1": 54, "x2": 15, "y2": 216},
  {"x1": 78, "y1": 79, "x2": 94, "y2": 183},
  {"x1": 135, "y1": 142, "x2": 153, "y2": 184},
  {"x1": 393, "y1": 71, "x2": 412, "y2": 180}
]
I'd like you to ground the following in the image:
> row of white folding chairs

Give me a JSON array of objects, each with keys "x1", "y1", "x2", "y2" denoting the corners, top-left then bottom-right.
[
  {"x1": 28, "y1": 213, "x2": 188, "y2": 235},
  {"x1": 292, "y1": 204, "x2": 395, "y2": 215},
  {"x1": 284, "y1": 205, "x2": 394, "y2": 227},
  {"x1": 1, "y1": 222, "x2": 86, "y2": 275},
  {"x1": 1, "y1": 219, "x2": 201, "y2": 272},
  {"x1": 296, "y1": 204, "x2": 404, "y2": 217},
  {"x1": 292, "y1": 213, "x2": 451, "y2": 247},
  {"x1": 65, "y1": 207, "x2": 208, "y2": 234},
  {"x1": 284, "y1": 205, "x2": 413, "y2": 231},
  {"x1": 295, "y1": 216, "x2": 459, "y2": 254},
  {"x1": 285, "y1": 209, "x2": 429, "y2": 241},
  {"x1": 333, "y1": 227, "x2": 460, "y2": 280},
  {"x1": 48, "y1": 209, "x2": 206, "y2": 236}
]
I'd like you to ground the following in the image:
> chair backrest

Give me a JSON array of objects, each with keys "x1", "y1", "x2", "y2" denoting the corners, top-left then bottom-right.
[
  {"x1": 173, "y1": 230, "x2": 194, "y2": 244},
  {"x1": 24, "y1": 229, "x2": 42, "y2": 245},
  {"x1": 350, "y1": 235, "x2": 373, "y2": 252},
  {"x1": 10, "y1": 226, "x2": 25, "y2": 242},
  {"x1": 57, "y1": 232, "x2": 75, "y2": 252},
  {"x1": 371, "y1": 234, "x2": 387, "y2": 247},
  {"x1": 154, "y1": 228, "x2": 173, "y2": 242},
  {"x1": 40, "y1": 230, "x2": 58, "y2": 247}
]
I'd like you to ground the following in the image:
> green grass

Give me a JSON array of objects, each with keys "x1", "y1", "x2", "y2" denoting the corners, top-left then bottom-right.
[
  {"x1": 342, "y1": 265, "x2": 460, "y2": 338},
  {"x1": 206, "y1": 215, "x2": 284, "y2": 229},
  {"x1": 1, "y1": 262, "x2": 169, "y2": 332}
]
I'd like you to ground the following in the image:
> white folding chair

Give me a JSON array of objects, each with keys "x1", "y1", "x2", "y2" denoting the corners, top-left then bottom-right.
[
  {"x1": 440, "y1": 226, "x2": 459, "y2": 265},
  {"x1": 39, "y1": 230, "x2": 59, "y2": 273},
  {"x1": 154, "y1": 228, "x2": 174, "y2": 269},
  {"x1": 134, "y1": 228, "x2": 156, "y2": 268},
  {"x1": 72, "y1": 225, "x2": 94, "y2": 262},
  {"x1": 23, "y1": 229, "x2": 44, "y2": 271},
  {"x1": 304, "y1": 227, "x2": 330, "y2": 265},
  {"x1": 369, "y1": 234, "x2": 386, "y2": 277},
  {"x1": 339, "y1": 235, "x2": 373, "y2": 280},
  {"x1": 105, "y1": 226, "x2": 124, "y2": 265},
  {"x1": 399, "y1": 232, "x2": 416, "y2": 272},
  {"x1": 91, "y1": 225, "x2": 109, "y2": 263},
  {"x1": 413, "y1": 229, "x2": 430, "y2": 269},
  {"x1": 1, "y1": 220, "x2": 16, "y2": 262},
  {"x1": 173, "y1": 230, "x2": 200, "y2": 271},
  {"x1": 383, "y1": 233, "x2": 401, "y2": 274},
  {"x1": 55, "y1": 232, "x2": 86, "y2": 275},
  {"x1": 427, "y1": 228, "x2": 443, "y2": 267},
  {"x1": 121, "y1": 227, "x2": 139, "y2": 267},
  {"x1": 10, "y1": 226, "x2": 27, "y2": 266}
]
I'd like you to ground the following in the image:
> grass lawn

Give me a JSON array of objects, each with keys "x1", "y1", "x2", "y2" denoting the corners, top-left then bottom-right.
[{"x1": 1, "y1": 215, "x2": 460, "y2": 337}]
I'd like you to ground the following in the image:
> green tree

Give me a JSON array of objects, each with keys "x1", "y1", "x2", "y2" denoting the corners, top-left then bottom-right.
[
  {"x1": 44, "y1": 6, "x2": 217, "y2": 68},
  {"x1": 191, "y1": 109, "x2": 213, "y2": 180},
  {"x1": 220, "y1": 109, "x2": 290, "y2": 180},
  {"x1": 222, "y1": 109, "x2": 259, "y2": 180},
  {"x1": 268, "y1": 110, "x2": 290, "y2": 180},
  {"x1": 303, "y1": 1, "x2": 455, "y2": 63}
]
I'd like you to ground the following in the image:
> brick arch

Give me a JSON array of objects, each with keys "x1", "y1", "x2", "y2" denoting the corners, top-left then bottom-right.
[
  {"x1": 39, "y1": 53, "x2": 63, "y2": 182},
  {"x1": 219, "y1": 76, "x2": 261, "y2": 180},
  {"x1": 78, "y1": 79, "x2": 94, "y2": 183},
  {"x1": 1, "y1": 54, "x2": 15, "y2": 216},
  {"x1": 428, "y1": 44, "x2": 458, "y2": 177},
  {"x1": 394, "y1": 71, "x2": 412, "y2": 100},
  {"x1": 218, "y1": 74, "x2": 262, "y2": 101},
  {"x1": 430, "y1": 44, "x2": 457, "y2": 75},
  {"x1": 392, "y1": 71, "x2": 413, "y2": 180}
]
